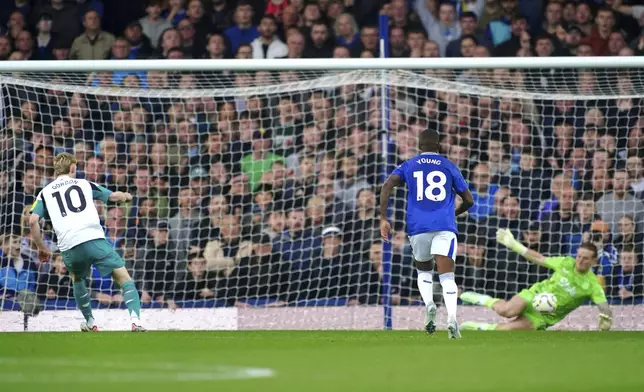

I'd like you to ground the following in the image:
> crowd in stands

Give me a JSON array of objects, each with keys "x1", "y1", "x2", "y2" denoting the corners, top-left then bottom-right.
[{"x1": 1, "y1": 0, "x2": 644, "y2": 311}]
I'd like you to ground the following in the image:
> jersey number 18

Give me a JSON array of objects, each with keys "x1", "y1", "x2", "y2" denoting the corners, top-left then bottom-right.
[{"x1": 413, "y1": 170, "x2": 447, "y2": 202}]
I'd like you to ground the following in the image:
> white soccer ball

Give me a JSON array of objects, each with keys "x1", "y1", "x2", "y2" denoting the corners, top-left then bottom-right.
[{"x1": 531, "y1": 293, "x2": 558, "y2": 313}]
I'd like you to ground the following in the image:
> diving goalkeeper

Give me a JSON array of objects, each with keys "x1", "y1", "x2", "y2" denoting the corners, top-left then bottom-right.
[{"x1": 459, "y1": 229, "x2": 613, "y2": 331}]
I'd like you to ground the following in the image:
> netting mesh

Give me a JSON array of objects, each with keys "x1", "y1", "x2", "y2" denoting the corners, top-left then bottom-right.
[{"x1": 1, "y1": 66, "x2": 643, "y2": 329}]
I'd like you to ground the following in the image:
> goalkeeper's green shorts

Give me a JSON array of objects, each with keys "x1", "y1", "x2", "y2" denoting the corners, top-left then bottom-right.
[
  {"x1": 61, "y1": 238, "x2": 125, "y2": 278},
  {"x1": 517, "y1": 289, "x2": 552, "y2": 331}
]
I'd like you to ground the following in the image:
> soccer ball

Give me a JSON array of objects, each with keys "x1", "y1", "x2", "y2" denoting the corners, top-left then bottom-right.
[{"x1": 531, "y1": 293, "x2": 558, "y2": 313}]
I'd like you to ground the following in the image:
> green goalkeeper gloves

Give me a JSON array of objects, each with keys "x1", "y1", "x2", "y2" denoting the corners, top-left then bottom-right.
[
  {"x1": 496, "y1": 229, "x2": 528, "y2": 256},
  {"x1": 598, "y1": 313, "x2": 612, "y2": 331}
]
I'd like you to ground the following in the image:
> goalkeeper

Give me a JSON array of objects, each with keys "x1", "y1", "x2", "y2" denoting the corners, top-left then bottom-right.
[{"x1": 459, "y1": 229, "x2": 613, "y2": 331}]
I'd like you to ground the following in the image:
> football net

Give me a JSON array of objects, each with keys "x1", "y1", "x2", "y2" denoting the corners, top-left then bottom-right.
[{"x1": 1, "y1": 60, "x2": 643, "y2": 331}]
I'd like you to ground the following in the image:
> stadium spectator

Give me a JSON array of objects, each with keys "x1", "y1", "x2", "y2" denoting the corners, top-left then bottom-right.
[
  {"x1": 251, "y1": 14, "x2": 287, "y2": 59},
  {"x1": 225, "y1": 1, "x2": 259, "y2": 54},
  {"x1": 203, "y1": 214, "x2": 251, "y2": 274},
  {"x1": 34, "y1": 0, "x2": 82, "y2": 45},
  {"x1": 70, "y1": 10, "x2": 115, "y2": 60},
  {"x1": 273, "y1": 207, "x2": 321, "y2": 264},
  {"x1": 597, "y1": 169, "x2": 644, "y2": 234},
  {"x1": 168, "y1": 252, "x2": 218, "y2": 308},
  {"x1": 613, "y1": 215, "x2": 644, "y2": 256},
  {"x1": 446, "y1": 11, "x2": 488, "y2": 57},
  {"x1": 177, "y1": 19, "x2": 199, "y2": 58},
  {"x1": 168, "y1": 188, "x2": 202, "y2": 256},
  {"x1": 585, "y1": 220, "x2": 619, "y2": 277},
  {"x1": 140, "y1": 0, "x2": 173, "y2": 50},
  {"x1": 242, "y1": 129, "x2": 284, "y2": 192},
  {"x1": 34, "y1": 13, "x2": 55, "y2": 60},
  {"x1": 586, "y1": 7, "x2": 615, "y2": 56},
  {"x1": 223, "y1": 233, "x2": 284, "y2": 306},
  {"x1": 138, "y1": 220, "x2": 178, "y2": 305},
  {"x1": 480, "y1": 194, "x2": 527, "y2": 244},
  {"x1": 334, "y1": 13, "x2": 360, "y2": 50},
  {"x1": 608, "y1": 245, "x2": 644, "y2": 302},
  {"x1": 485, "y1": 0, "x2": 517, "y2": 46},
  {"x1": 415, "y1": 0, "x2": 461, "y2": 56},
  {"x1": 455, "y1": 235, "x2": 489, "y2": 293},
  {"x1": 4, "y1": 165, "x2": 39, "y2": 235},
  {"x1": 37, "y1": 253, "x2": 72, "y2": 301},
  {"x1": 469, "y1": 163, "x2": 499, "y2": 221},
  {"x1": 0, "y1": 234, "x2": 38, "y2": 298},
  {"x1": 124, "y1": 20, "x2": 154, "y2": 59},
  {"x1": 344, "y1": 188, "x2": 379, "y2": 250},
  {"x1": 164, "y1": 0, "x2": 187, "y2": 26},
  {"x1": 303, "y1": 21, "x2": 334, "y2": 58},
  {"x1": 354, "y1": 238, "x2": 414, "y2": 305}
]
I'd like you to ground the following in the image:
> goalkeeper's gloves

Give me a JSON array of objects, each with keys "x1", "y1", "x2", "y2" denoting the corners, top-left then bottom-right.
[
  {"x1": 496, "y1": 229, "x2": 528, "y2": 256},
  {"x1": 598, "y1": 313, "x2": 612, "y2": 331}
]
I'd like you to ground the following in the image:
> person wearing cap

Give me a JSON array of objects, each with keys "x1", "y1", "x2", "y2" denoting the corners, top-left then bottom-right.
[
  {"x1": 281, "y1": 225, "x2": 349, "y2": 303},
  {"x1": 223, "y1": 233, "x2": 284, "y2": 307},
  {"x1": 188, "y1": 166, "x2": 211, "y2": 210},
  {"x1": 241, "y1": 128, "x2": 284, "y2": 192},
  {"x1": 124, "y1": 20, "x2": 154, "y2": 59}
]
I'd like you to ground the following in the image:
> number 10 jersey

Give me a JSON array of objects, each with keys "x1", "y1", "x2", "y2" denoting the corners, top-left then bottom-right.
[
  {"x1": 30, "y1": 176, "x2": 113, "y2": 251},
  {"x1": 392, "y1": 152, "x2": 468, "y2": 236}
]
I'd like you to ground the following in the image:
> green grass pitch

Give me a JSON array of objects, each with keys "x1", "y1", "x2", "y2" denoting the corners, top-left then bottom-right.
[{"x1": 2, "y1": 331, "x2": 644, "y2": 392}]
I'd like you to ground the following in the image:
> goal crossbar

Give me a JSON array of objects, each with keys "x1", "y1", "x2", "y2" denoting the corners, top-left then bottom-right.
[{"x1": 0, "y1": 57, "x2": 642, "y2": 73}]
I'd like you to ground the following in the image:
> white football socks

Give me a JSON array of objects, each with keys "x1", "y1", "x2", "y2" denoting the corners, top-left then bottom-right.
[
  {"x1": 440, "y1": 272, "x2": 458, "y2": 323},
  {"x1": 417, "y1": 270, "x2": 435, "y2": 307}
]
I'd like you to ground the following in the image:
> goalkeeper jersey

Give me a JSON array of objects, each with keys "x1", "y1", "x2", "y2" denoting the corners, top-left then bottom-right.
[
  {"x1": 30, "y1": 176, "x2": 113, "y2": 251},
  {"x1": 529, "y1": 256, "x2": 607, "y2": 322}
]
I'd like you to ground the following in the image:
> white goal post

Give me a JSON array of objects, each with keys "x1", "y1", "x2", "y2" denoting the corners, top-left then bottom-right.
[{"x1": 1, "y1": 57, "x2": 643, "y2": 332}]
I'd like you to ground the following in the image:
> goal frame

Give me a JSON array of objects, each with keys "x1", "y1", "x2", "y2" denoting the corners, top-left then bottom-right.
[{"x1": 1, "y1": 54, "x2": 643, "y2": 332}]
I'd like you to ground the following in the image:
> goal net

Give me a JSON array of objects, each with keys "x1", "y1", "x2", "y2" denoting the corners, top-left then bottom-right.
[{"x1": 1, "y1": 59, "x2": 643, "y2": 331}]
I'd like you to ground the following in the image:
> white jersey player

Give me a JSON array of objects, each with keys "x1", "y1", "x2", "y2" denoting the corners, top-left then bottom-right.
[{"x1": 29, "y1": 153, "x2": 145, "y2": 332}]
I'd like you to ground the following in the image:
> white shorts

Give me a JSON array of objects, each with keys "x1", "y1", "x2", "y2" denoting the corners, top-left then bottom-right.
[{"x1": 408, "y1": 231, "x2": 457, "y2": 262}]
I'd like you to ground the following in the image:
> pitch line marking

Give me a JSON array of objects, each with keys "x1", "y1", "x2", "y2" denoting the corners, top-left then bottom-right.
[{"x1": 0, "y1": 358, "x2": 275, "y2": 382}]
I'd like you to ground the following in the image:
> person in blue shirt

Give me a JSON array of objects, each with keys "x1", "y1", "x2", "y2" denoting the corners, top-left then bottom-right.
[
  {"x1": 469, "y1": 162, "x2": 499, "y2": 221},
  {"x1": 224, "y1": 2, "x2": 259, "y2": 54},
  {"x1": 0, "y1": 234, "x2": 38, "y2": 298},
  {"x1": 380, "y1": 129, "x2": 474, "y2": 339}
]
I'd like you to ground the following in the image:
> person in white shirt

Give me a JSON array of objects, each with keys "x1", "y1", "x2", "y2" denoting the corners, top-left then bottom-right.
[
  {"x1": 29, "y1": 153, "x2": 145, "y2": 332},
  {"x1": 251, "y1": 15, "x2": 288, "y2": 59}
]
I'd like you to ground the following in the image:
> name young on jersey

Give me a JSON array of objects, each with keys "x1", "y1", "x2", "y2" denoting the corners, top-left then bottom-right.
[{"x1": 416, "y1": 157, "x2": 442, "y2": 165}]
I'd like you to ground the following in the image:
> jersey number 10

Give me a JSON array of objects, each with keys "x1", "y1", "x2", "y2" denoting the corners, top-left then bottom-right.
[
  {"x1": 413, "y1": 170, "x2": 447, "y2": 202},
  {"x1": 52, "y1": 185, "x2": 87, "y2": 217}
]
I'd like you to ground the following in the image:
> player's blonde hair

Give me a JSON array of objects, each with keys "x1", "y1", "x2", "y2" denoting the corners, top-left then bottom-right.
[{"x1": 53, "y1": 152, "x2": 77, "y2": 176}]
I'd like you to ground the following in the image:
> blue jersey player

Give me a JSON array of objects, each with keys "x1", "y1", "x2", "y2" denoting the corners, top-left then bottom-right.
[{"x1": 380, "y1": 129, "x2": 474, "y2": 338}]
